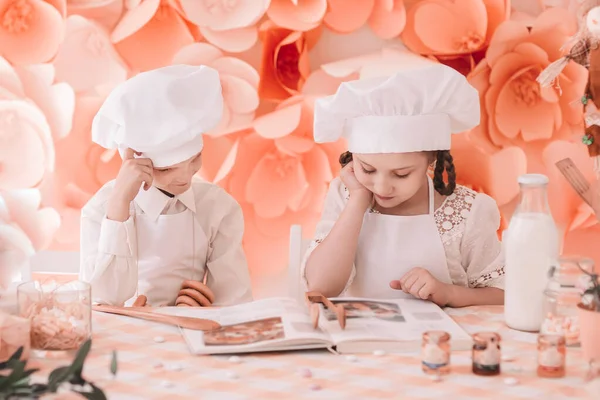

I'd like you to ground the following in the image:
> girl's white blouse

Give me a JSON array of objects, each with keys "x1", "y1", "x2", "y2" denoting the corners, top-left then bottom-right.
[{"x1": 301, "y1": 178, "x2": 505, "y2": 293}]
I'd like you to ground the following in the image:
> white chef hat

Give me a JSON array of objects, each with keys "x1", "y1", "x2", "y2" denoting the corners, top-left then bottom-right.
[
  {"x1": 313, "y1": 64, "x2": 480, "y2": 153},
  {"x1": 92, "y1": 64, "x2": 223, "y2": 168}
]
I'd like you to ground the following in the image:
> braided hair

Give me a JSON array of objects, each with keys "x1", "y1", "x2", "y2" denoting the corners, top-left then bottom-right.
[
  {"x1": 338, "y1": 150, "x2": 457, "y2": 196},
  {"x1": 432, "y1": 150, "x2": 456, "y2": 196}
]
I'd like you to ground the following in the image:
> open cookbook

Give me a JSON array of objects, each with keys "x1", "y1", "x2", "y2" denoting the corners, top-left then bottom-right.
[{"x1": 160, "y1": 297, "x2": 473, "y2": 355}]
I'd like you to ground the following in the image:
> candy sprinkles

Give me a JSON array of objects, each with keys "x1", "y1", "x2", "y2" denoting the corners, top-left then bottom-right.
[
  {"x1": 421, "y1": 331, "x2": 451, "y2": 375},
  {"x1": 17, "y1": 281, "x2": 92, "y2": 352}
]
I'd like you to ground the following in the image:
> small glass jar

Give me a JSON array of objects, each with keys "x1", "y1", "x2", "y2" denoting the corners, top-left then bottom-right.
[
  {"x1": 472, "y1": 332, "x2": 501, "y2": 376},
  {"x1": 17, "y1": 280, "x2": 91, "y2": 357},
  {"x1": 542, "y1": 256, "x2": 595, "y2": 346},
  {"x1": 537, "y1": 334, "x2": 566, "y2": 378},
  {"x1": 422, "y1": 331, "x2": 451, "y2": 375}
]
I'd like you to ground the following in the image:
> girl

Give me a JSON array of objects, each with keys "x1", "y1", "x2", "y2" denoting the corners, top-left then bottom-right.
[
  {"x1": 302, "y1": 64, "x2": 504, "y2": 307},
  {"x1": 80, "y1": 65, "x2": 253, "y2": 307}
]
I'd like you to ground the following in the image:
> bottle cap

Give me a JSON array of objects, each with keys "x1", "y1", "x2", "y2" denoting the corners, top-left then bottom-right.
[{"x1": 518, "y1": 174, "x2": 549, "y2": 185}]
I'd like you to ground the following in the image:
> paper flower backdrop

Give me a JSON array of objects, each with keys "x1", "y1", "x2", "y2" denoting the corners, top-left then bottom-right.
[{"x1": 1, "y1": 0, "x2": 598, "y2": 290}]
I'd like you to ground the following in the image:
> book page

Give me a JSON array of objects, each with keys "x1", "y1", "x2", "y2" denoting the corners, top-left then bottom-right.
[
  {"x1": 159, "y1": 297, "x2": 331, "y2": 354},
  {"x1": 320, "y1": 298, "x2": 471, "y2": 347}
]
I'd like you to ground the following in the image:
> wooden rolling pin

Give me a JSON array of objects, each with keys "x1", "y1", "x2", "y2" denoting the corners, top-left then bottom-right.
[{"x1": 93, "y1": 304, "x2": 221, "y2": 331}]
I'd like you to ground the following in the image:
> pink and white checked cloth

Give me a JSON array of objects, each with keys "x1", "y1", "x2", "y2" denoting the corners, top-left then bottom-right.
[{"x1": 30, "y1": 305, "x2": 598, "y2": 400}]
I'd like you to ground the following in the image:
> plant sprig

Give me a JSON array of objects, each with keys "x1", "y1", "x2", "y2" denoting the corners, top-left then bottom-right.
[
  {"x1": 576, "y1": 261, "x2": 600, "y2": 311},
  {"x1": 0, "y1": 339, "x2": 115, "y2": 400}
]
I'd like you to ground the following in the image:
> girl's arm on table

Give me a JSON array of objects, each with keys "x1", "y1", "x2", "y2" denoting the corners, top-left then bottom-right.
[{"x1": 304, "y1": 179, "x2": 370, "y2": 298}]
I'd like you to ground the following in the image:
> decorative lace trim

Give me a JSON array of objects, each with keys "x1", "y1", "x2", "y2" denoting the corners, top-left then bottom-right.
[
  {"x1": 469, "y1": 266, "x2": 505, "y2": 288},
  {"x1": 434, "y1": 186, "x2": 476, "y2": 245}
]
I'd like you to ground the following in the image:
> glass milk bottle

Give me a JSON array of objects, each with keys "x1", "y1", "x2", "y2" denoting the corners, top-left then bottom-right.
[{"x1": 504, "y1": 174, "x2": 559, "y2": 332}]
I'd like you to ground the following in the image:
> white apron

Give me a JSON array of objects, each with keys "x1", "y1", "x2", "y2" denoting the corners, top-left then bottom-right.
[
  {"x1": 133, "y1": 206, "x2": 209, "y2": 306},
  {"x1": 348, "y1": 177, "x2": 452, "y2": 298}
]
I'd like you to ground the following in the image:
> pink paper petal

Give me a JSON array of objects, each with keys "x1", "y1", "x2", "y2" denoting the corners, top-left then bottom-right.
[
  {"x1": 173, "y1": 42, "x2": 224, "y2": 65},
  {"x1": 213, "y1": 139, "x2": 240, "y2": 183},
  {"x1": 110, "y1": 0, "x2": 160, "y2": 42},
  {"x1": 221, "y1": 75, "x2": 259, "y2": 114},
  {"x1": 323, "y1": 0, "x2": 373, "y2": 33},
  {"x1": 180, "y1": 0, "x2": 269, "y2": 31},
  {"x1": 200, "y1": 25, "x2": 258, "y2": 53},
  {"x1": 275, "y1": 135, "x2": 314, "y2": 155},
  {"x1": 0, "y1": 56, "x2": 24, "y2": 97},
  {"x1": 368, "y1": 0, "x2": 406, "y2": 39},
  {"x1": 253, "y1": 103, "x2": 302, "y2": 139},
  {"x1": 267, "y1": 0, "x2": 327, "y2": 31},
  {"x1": 211, "y1": 56, "x2": 260, "y2": 89}
]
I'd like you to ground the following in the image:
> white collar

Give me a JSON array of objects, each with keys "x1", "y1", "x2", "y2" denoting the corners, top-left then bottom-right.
[{"x1": 134, "y1": 185, "x2": 196, "y2": 221}]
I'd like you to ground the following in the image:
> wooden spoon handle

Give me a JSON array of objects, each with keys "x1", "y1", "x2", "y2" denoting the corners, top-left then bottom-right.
[{"x1": 93, "y1": 305, "x2": 220, "y2": 331}]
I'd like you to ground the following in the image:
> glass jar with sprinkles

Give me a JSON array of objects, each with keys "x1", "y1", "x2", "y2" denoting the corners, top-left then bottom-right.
[
  {"x1": 542, "y1": 256, "x2": 594, "y2": 347},
  {"x1": 472, "y1": 332, "x2": 501, "y2": 376},
  {"x1": 537, "y1": 334, "x2": 566, "y2": 378},
  {"x1": 422, "y1": 331, "x2": 451, "y2": 375}
]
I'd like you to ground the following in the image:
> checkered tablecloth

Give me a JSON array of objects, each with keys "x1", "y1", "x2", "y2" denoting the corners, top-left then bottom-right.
[{"x1": 29, "y1": 305, "x2": 597, "y2": 400}]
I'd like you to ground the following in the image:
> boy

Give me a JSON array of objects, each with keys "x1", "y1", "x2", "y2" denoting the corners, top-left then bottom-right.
[{"x1": 80, "y1": 65, "x2": 253, "y2": 307}]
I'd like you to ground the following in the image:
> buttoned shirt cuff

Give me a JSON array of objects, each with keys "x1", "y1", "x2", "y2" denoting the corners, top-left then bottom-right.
[{"x1": 98, "y1": 217, "x2": 135, "y2": 257}]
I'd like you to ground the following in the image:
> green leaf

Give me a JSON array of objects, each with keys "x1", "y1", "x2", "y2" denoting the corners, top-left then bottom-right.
[
  {"x1": 0, "y1": 347, "x2": 24, "y2": 370},
  {"x1": 110, "y1": 351, "x2": 117, "y2": 376},
  {"x1": 70, "y1": 339, "x2": 92, "y2": 378},
  {"x1": 47, "y1": 366, "x2": 71, "y2": 391},
  {"x1": 74, "y1": 383, "x2": 108, "y2": 400},
  {"x1": 0, "y1": 359, "x2": 26, "y2": 391}
]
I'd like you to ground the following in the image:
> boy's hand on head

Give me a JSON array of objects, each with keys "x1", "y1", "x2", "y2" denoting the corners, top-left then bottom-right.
[
  {"x1": 390, "y1": 267, "x2": 451, "y2": 307},
  {"x1": 115, "y1": 148, "x2": 154, "y2": 199},
  {"x1": 340, "y1": 162, "x2": 372, "y2": 203},
  {"x1": 176, "y1": 280, "x2": 215, "y2": 307},
  {"x1": 107, "y1": 148, "x2": 154, "y2": 221}
]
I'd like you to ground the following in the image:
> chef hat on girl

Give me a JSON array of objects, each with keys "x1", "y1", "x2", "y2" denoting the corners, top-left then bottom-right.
[
  {"x1": 313, "y1": 64, "x2": 480, "y2": 154},
  {"x1": 92, "y1": 64, "x2": 223, "y2": 168}
]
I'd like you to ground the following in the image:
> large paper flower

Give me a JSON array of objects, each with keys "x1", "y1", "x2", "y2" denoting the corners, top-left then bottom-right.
[
  {"x1": 179, "y1": 0, "x2": 270, "y2": 52},
  {"x1": 451, "y1": 133, "x2": 527, "y2": 210},
  {"x1": 400, "y1": 0, "x2": 509, "y2": 74},
  {"x1": 467, "y1": 8, "x2": 588, "y2": 152},
  {"x1": 110, "y1": 0, "x2": 196, "y2": 72},
  {"x1": 40, "y1": 95, "x2": 121, "y2": 249},
  {"x1": 53, "y1": 15, "x2": 128, "y2": 95},
  {"x1": 258, "y1": 20, "x2": 321, "y2": 101},
  {"x1": 402, "y1": 0, "x2": 510, "y2": 55},
  {"x1": 200, "y1": 96, "x2": 345, "y2": 277},
  {"x1": 0, "y1": 0, "x2": 66, "y2": 64},
  {"x1": 267, "y1": 0, "x2": 327, "y2": 31},
  {"x1": 0, "y1": 189, "x2": 60, "y2": 288},
  {"x1": 173, "y1": 42, "x2": 260, "y2": 136},
  {"x1": 0, "y1": 56, "x2": 75, "y2": 190},
  {"x1": 324, "y1": 0, "x2": 406, "y2": 39}
]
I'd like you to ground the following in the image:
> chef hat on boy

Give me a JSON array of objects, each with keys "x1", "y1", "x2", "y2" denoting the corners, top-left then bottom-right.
[
  {"x1": 313, "y1": 64, "x2": 480, "y2": 153},
  {"x1": 92, "y1": 64, "x2": 223, "y2": 168}
]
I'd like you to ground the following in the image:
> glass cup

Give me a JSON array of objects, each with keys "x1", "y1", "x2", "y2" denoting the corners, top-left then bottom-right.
[{"x1": 17, "y1": 280, "x2": 91, "y2": 357}]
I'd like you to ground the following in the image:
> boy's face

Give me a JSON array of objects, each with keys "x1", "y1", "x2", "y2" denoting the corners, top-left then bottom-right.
[{"x1": 152, "y1": 152, "x2": 202, "y2": 195}]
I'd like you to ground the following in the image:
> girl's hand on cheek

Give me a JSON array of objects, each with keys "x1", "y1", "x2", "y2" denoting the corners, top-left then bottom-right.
[{"x1": 340, "y1": 162, "x2": 372, "y2": 203}]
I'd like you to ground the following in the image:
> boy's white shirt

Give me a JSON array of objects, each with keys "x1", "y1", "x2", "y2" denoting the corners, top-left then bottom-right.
[
  {"x1": 79, "y1": 176, "x2": 253, "y2": 306},
  {"x1": 301, "y1": 178, "x2": 505, "y2": 295}
]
